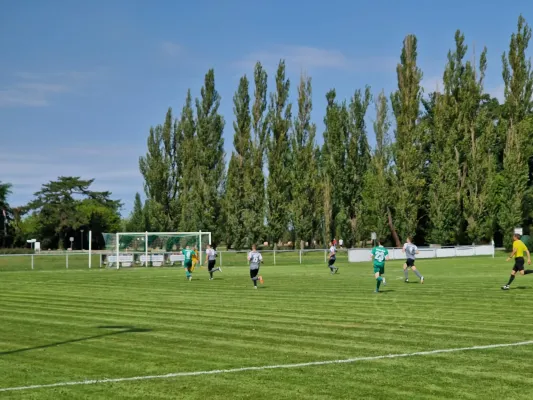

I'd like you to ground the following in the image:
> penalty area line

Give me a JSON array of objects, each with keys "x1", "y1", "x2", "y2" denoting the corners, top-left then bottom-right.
[{"x1": 1, "y1": 340, "x2": 532, "y2": 393}]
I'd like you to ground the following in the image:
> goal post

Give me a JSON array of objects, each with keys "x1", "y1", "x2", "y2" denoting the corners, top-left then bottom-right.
[{"x1": 101, "y1": 231, "x2": 211, "y2": 269}]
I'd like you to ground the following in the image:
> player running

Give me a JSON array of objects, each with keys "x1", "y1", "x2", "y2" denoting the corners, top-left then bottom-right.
[
  {"x1": 502, "y1": 234, "x2": 533, "y2": 290},
  {"x1": 402, "y1": 237, "x2": 424, "y2": 283},
  {"x1": 328, "y1": 241, "x2": 339, "y2": 274},
  {"x1": 371, "y1": 239, "x2": 389, "y2": 293},
  {"x1": 248, "y1": 244, "x2": 264, "y2": 289},
  {"x1": 205, "y1": 244, "x2": 221, "y2": 280},
  {"x1": 182, "y1": 245, "x2": 196, "y2": 281}
]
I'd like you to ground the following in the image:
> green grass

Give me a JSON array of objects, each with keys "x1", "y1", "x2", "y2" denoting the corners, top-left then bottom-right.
[{"x1": 1, "y1": 254, "x2": 533, "y2": 399}]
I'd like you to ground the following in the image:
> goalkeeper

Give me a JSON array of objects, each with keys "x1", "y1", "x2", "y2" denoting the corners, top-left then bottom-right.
[{"x1": 182, "y1": 245, "x2": 196, "y2": 281}]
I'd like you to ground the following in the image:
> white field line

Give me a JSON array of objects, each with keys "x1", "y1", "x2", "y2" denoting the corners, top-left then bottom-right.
[{"x1": 1, "y1": 340, "x2": 532, "y2": 393}]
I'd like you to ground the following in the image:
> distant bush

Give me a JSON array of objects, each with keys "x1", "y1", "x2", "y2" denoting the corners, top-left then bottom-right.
[{"x1": 0, "y1": 248, "x2": 34, "y2": 255}]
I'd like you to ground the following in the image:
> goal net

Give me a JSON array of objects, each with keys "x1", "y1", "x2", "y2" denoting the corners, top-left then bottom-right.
[{"x1": 101, "y1": 231, "x2": 211, "y2": 269}]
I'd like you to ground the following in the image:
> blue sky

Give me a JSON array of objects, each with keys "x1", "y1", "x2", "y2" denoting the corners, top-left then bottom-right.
[{"x1": 1, "y1": 0, "x2": 531, "y2": 214}]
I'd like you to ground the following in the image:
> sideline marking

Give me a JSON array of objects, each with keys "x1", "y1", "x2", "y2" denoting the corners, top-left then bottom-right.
[{"x1": 1, "y1": 340, "x2": 532, "y2": 393}]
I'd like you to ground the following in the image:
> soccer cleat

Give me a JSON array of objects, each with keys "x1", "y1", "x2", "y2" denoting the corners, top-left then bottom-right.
[
  {"x1": 382, "y1": 277, "x2": 387, "y2": 286},
  {"x1": 335, "y1": 267, "x2": 339, "y2": 274},
  {"x1": 188, "y1": 276, "x2": 192, "y2": 281},
  {"x1": 374, "y1": 290, "x2": 380, "y2": 293},
  {"x1": 209, "y1": 278, "x2": 213, "y2": 281},
  {"x1": 259, "y1": 276, "x2": 264, "y2": 284},
  {"x1": 404, "y1": 279, "x2": 409, "y2": 283},
  {"x1": 218, "y1": 267, "x2": 222, "y2": 273},
  {"x1": 420, "y1": 276, "x2": 424, "y2": 284},
  {"x1": 501, "y1": 285, "x2": 510, "y2": 290},
  {"x1": 253, "y1": 286, "x2": 258, "y2": 289}
]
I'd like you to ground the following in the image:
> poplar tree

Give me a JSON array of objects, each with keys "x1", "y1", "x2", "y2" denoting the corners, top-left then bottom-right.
[
  {"x1": 290, "y1": 74, "x2": 319, "y2": 248},
  {"x1": 139, "y1": 107, "x2": 180, "y2": 231},
  {"x1": 346, "y1": 86, "x2": 371, "y2": 244},
  {"x1": 267, "y1": 61, "x2": 292, "y2": 247},
  {"x1": 224, "y1": 75, "x2": 252, "y2": 248},
  {"x1": 362, "y1": 91, "x2": 393, "y2": 242},
  {"x1": 248, "y1": 62, "x2": 269, "y2": 245},
  {"x1": 391, "y1": 34, "x2": 425, "y2": 241},
  {"x1": 195, "y1": 69, "x2": 226, "y2": 243},
  {"x1": 498, "y1": 15, "x2": 533, "y2": 248}
]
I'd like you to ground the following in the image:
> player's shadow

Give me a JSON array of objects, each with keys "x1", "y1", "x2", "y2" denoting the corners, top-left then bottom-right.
[
  {"x1": 514, "y1": 286, "x2": 531, "y2": 290},
  {"x1": 0, "y1": 325, "x2": 151, "y2": 356}
]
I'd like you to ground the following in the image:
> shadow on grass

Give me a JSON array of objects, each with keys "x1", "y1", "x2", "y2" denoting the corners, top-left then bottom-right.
[
  {"x1": 514, "y1": 286, "x2": 531, "y2": 290},
  {"x1": 0, "y1": 325, "x2": 152, "y2": 356}
]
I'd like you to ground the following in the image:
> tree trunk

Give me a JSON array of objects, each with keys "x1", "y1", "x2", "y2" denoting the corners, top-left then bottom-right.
[{"x1": 387, "y1": 207, "x2": 402, "y2": 247}]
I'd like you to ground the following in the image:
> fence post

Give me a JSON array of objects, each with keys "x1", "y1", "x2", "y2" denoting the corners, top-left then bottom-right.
[
  {"x1": 99, "y1": 254, "x2": 102, "y2": 268},
  {"x1": 66, "y1": 252, "x2": 69, "y2": 269},
  {"x1": 31, "y1": 254, "x2": 34, "y2": 270},
  {"x1": 324, "y1": 250, "x2": 327, "y2": 263},
  {"x1": 88, "y1": 230, "x2": 92, "y2": 268},
  {"x1": 299, "y1": 250, "x2": 302, "y2": 264},
  {"x1": 274, "y1": 249, "x2": 276, "y2": 265},
  {"x1": 220, "y1": 251, "x2": 223, "y2": 267}
]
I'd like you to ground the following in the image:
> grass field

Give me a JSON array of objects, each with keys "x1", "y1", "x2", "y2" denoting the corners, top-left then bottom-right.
[{"x1": 1, "y1": 253, "x2": 533, "y2": 399}]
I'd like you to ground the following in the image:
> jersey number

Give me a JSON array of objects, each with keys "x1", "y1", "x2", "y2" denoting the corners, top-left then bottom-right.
[
  {"x1": 375, "y1": 251, "x2": 385, "y2": 262},
  {"x1": 251, "y1": 255, "x2": 259, "y2": 263}
]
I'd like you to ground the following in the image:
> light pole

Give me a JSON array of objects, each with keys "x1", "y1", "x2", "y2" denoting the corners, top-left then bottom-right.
[{"x1": 81, "y1": 230, "x2": 84, "y2": 251}]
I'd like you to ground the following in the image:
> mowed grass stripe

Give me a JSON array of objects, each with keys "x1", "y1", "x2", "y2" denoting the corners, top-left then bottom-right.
[{"x1": 2, "y1": 255, "x2": 533, "y2": 399}]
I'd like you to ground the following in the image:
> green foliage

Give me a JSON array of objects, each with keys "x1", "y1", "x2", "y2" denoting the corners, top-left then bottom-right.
[
  {"x1": 224, "y1": 75, "x2": 252, "y2": 249},
  {"x1": 139, "y1": 108, "x2": 181, "y2": 231},
  {"x1": 499, "y1": 16, "x2": 533, "y2": 249},
  {"x1": 126, "y1": 193, "x2": 145, "y2": 232},
  {"x1": 267, "y1": 61, "x2": 292, "y2": 246},
  {"x1": 26, "y1": 177, "x2": 121, "y2": 249},
  {"x1": 362, "y1": 91, "x2": 392, "y2": 241},
  {"x1": 290, "y1": 74, "x2": 320, "y2": 247},
  {"x1": 391, "y1": 34, "x2": 425, "y2": 241},
  {"x1": 195, "y1": 69, "x2": 226, "y2": 243}
]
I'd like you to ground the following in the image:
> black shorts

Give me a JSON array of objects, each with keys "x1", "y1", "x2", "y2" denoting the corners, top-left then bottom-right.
[
  {"x1": 513, "y1": 257, "x2": 525, "y2": 272},
  {"x1": 250, "y1": 268, "x2": 259, "y2": 279},
  {"x1": 328, "y1": 257, "x2": 336, "y2": 266},
  {"x1": 406, "y1": 259, "x2": 415, "y2": 267},
  {"x1": 208, "y1": 260, "x2": 216, "y2": 271},
  {"x1": 185, "y1": 260, "x2": 192, "y2": 270}
]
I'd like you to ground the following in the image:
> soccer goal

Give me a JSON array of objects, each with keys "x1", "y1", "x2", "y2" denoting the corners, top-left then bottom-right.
[{"x1": 101, "y1": 231, "x2": 211, "y2": 269}]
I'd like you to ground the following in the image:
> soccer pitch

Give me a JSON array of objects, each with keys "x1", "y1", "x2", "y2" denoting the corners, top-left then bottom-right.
[{"x1": 1, "y1": 254, "x2": 533, "y2": 399}]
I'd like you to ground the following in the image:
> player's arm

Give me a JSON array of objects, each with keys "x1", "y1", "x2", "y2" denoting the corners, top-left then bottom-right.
[
  {"x1": 506, "y1": 247, "x2": 517, "y2": 261},
  {"x1": 526, "y1": 247, "x2": 531, "y2": 264}
]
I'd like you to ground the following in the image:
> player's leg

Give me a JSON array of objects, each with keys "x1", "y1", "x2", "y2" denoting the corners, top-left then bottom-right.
[
  {"x1": 328, "y1": 258, "x2": 335, "y2": 274},
  {"x1": 503, "y1": 259, "x2": 522, "y2": 289},
  {"x1": 411, "y1": 265, "x2": 424, "y2": 283},
  {"x1": 250, "y1": 268, "x2": 259, "y2": 288},
  {"x1": 403, "y1": 261, "x2": 409, "y2": 282},
  {"x1": 185, "y1": 262, "x2": 193, "y2": 281},
  {"x1": 374, "y1": 267, "x2": 383, "y2": 292},
  {"x1": 208, "y1": 261, "x2": 214, "y2": 280},
  {"x1": 380, "y1": 266, "x2": 386, "y2": 286}
]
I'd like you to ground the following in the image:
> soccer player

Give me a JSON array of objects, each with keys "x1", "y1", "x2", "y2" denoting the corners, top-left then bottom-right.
[
  {"x1": 328, "y1": 241, "x2": 338, "y2": 274},
  {"x1": 402, "y1": 237, "x2": 424, "y2": 283},
  {"x1": 501, "y1": 234, "x2": 533, "y2": 290},
  {"x1": 371, "y1": 239, "x2": 389, "y2": 293},
  {"x1": 205, "y1": 244, "x2": 221, "y2": 280},
  {"x1": 182, "y1": 245, "x2": 196, "y2": 281},
  {"x1": 248, "y1": 244, "x2": 264, "y2": 289}
]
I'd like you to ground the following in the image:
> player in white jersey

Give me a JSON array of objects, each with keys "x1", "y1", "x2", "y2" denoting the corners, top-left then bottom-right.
[
  {"x1": 248, "y1": 244, "x2": 264, "y2": 289},
  {"x1": 402, "y1": 237, "x2": 424, "y2": 283},
  {"x1": 328, "y1": 241, "x2": 339, "y2": 274},
  {"x1": 205, "y1": 244, "x2": 221, "y2": 280}
]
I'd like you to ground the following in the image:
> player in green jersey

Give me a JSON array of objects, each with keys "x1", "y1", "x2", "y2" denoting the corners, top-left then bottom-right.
[
  {"x1": 370, "y1": 239, "x2": 389, "y2": 293},
  {"x1": 182, "y1": 245, "x2": 196, "y2": 281}
]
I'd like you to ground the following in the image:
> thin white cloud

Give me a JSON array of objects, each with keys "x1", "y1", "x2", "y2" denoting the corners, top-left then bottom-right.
[
  {"x1": 0, "y1": 69, "x2": 104, "y2": 108},
  {"x1": 0, "y1": 146, "x2": 143, "y2": 206},
  {"x1": 161, "y1": 41, "x2": 183, "y2": 58},
  {"x1": 235, "y1": 45, "x2": 396, "y2": 74}
]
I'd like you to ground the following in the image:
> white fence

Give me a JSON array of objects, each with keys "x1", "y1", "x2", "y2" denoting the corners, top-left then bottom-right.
[{"x1": 348, "y1": 244, "x2": 495, "y2": 263}]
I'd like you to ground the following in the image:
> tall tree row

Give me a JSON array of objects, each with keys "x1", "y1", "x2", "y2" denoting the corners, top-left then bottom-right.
[{"x1": 130, "y1": 14, "x2": 533, "y2": 250}]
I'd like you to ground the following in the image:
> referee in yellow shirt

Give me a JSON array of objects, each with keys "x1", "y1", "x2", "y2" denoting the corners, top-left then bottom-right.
[{"x1": 502, "y1": 234, "x2": 532, "y2": 290}]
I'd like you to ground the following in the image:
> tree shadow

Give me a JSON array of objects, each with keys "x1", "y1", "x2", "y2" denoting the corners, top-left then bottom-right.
[{"x1": 0, "y1": 325, "x2": 152, "y2": 356}]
